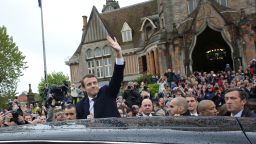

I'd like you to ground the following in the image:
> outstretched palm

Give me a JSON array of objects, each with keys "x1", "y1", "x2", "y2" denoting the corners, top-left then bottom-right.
[{"x1": 107, "y1": 35, "x2": 121, "y2": 51}]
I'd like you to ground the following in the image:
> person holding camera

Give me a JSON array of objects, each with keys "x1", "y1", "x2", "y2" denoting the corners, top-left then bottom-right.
[
  {"x1": 76, "y1": 35, "x2": 124, "y2": 119},
  {"x1": 123, "y1": 82, "x2": 141, "y2": 109}
]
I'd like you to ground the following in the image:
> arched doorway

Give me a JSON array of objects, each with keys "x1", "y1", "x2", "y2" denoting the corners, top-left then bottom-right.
[{"x1": 192, "y1": 27, "x2": 233, "y2": 72}]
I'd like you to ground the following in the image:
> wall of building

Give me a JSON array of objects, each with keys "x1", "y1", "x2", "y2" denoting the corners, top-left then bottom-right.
[
  {"x1": 229, "y1": 0, "x2": 256, "y2": 14},
  {"x1": 70, "y1": 64, "x2": 79, "y2": 82}
]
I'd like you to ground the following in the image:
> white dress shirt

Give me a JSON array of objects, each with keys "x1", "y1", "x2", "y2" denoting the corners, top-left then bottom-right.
[
  {"x1": 87, "y1": 58, "x2": 124, "y2": 118},
  {"x1": 116, "y1": 57, "x2": 124, "y2": 65},
  {"x1": 190, "y1": 112, "x2": 198, "y2": 116},
  {"x1": 231, "y1": 109, "x2": 243, "y2": 117},
  {"x1": 88, "y1": 96, "x2": 95, "y2": 117}
]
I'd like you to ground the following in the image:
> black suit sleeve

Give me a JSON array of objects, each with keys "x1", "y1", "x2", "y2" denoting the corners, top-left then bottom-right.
[{"x1": 108, "y1": 63, "x2": 125, "y2": 99}]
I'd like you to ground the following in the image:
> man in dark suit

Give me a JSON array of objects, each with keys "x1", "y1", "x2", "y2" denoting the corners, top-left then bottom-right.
[
  {"x1": 136, "y1": 99, "x2": 155, "y2": 117},
  {"x1": 76, "y1": 36, "x2": 124, "y2": 119},
  {"x1": 224, "y1": 88, "x2": 256, "y2": 117}
]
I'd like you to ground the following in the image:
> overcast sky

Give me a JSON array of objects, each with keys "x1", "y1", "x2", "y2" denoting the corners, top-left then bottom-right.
[{"x1": 0, "y1": 0, "x2": 148, "y2": 94}]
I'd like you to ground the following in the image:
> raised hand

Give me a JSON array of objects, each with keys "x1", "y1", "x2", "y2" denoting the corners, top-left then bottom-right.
[{"x1": 107, "y1": 35, "x2": 121, "y2": 52}]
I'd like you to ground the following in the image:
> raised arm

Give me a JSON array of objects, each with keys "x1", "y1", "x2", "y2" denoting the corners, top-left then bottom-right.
[
  {"x1": 107, "y1": 35, "x2": 123, "y2": 59},
  {"x1": 106, "y1": 35, "x2": 125, "y2": 98}
]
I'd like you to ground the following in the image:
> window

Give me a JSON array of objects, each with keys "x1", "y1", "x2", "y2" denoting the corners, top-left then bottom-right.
[
  {"x1": 215, "y1": 0, "x2": 228, "y2": 7},
  {"x1": 103, "y1": 46, "x2": 112, "y2": 56},
  {"x1": 86, "y1": 49, "x2": 93, "y2": 59},
  {"x1": 104, "y1": 58, "x2": 112, "y2": 77},
  {"x1": 95, "y1": 59, "x2": 103, "y2": 78},
  {"x1": 187, "y1": 0, "x2": 199, "y2": 14},
  {"x1": 86, "y1": 46, "x2": 113, "y2": 78},
  {"x1": 121, "y1": 22, "x2": 133, "y2": 42},
  {"x1": 87, "y1": 60, "x2": 95, "y2": 74},
  {"x1": 95, "y1": 47, "x2": 102, "y2": 57}
]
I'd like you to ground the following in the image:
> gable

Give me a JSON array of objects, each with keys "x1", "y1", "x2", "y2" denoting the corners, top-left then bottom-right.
[
  {"x1": 100, "y1": 0, "x2": 158, "y2": 47},
  {"x1": 84, "y1": 7, "x2": 109, "y2": 43},
  {"x1": 121, "y1": 22, "x2": 132, "y2": 32}
]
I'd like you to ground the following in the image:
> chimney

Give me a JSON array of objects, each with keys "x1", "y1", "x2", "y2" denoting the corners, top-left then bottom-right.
[
  {"x1": 28, "y1": 84, "x2": 32, "y2": 93},
  {"x1": 82, "y1": 16, "x2": 88, "y2": 31}
]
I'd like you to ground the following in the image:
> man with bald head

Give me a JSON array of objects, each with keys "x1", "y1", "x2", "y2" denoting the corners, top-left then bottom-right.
[
  {"x1": 198, "y1": 100, "x2": 218, "y2": 116},
  {"x1": 137, "y1": 99, "x2": 155, "y2": 117},
  {"x1": 167, "y1": 97, "x2": 189, "y2": 116}
]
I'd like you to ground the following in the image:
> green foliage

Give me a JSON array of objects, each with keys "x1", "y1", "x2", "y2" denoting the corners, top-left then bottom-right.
[
  {"x1": 0, "y1": 26, "x2": 27, "y2": 108},
  {"x1": 0, "y1": 95, "x2": 15, "y2": 110},
  {"x1": 35, "y1": 93, "x2": 44, "y2": 104},
  {"x1": 38, "y1": 72, "x2": 69, "y2": 99},
  {"x1": 147, "y1": 84, "x2": 159, "y2": 96},
  {"x1": 135, "y1": 74, "x2": 153, "y2": 85}
]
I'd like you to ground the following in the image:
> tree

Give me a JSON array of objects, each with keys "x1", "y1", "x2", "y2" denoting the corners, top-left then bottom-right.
[
  {"x1": 0, "y1": 26, "x2": 27, "y2": 108},
  {"x1": 38, "y1": 72, "x2": 69, "y2": 102}
]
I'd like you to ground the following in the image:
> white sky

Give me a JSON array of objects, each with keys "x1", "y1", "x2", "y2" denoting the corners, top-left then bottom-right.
[{"x1": 0, "y1": 0, "x2": 148, "y2": 94}]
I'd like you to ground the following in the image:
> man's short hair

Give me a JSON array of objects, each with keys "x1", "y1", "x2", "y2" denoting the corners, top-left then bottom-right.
[
  {"x1": 224, "y1": 88, "x2": 248, "y2": 100},
  {"x1": 23, "y1": 113, "x2": 32, "y2": 117},
  {"x1": 81, "y1": 74, "x2": 96, "y2": 88},
  {"x1": 64, "y1": 104, "x2": 76, "y2": 110}
]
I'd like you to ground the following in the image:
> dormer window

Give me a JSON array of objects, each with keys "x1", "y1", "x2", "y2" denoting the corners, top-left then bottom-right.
[
  {"x1": 86, "y1": 49, "x2": 93, "y2": 59},
  {"x1": 121, "y1": 22, "x2": 132, "y2": 42},
  {"x1": 95, "y1": 47, "x2": 102, "y2": 57},
  {"x1": 187, "y1": 0, "x2": 199, "y2": 14}
]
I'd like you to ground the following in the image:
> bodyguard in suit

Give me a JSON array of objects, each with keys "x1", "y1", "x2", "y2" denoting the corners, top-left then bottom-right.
[
  {"x1": 76, "y1": 36, "x2": 124, "y2": 119},
  {"x1": 224, "y1": 88, "x2": 256, "y2": 117}
]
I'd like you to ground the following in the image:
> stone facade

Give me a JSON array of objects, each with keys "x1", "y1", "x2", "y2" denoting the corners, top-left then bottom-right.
[{"x1": 67, "y1": 0, "x2": 256, "y2": 83}]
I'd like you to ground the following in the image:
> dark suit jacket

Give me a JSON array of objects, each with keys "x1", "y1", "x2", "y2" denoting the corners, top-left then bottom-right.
[
  {"x1": 225, "y1": 107, "x2": 256, "y2": 118},
  {"x1": 76, "y1": 63, "x2": 125, "y2": 119}
]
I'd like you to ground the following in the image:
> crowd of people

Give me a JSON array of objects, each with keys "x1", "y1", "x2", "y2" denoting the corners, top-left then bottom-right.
[
  {"x1": 118, "y1": 65, "x2": 256, "y2": 118},
  {"x1": 0, "y1": 36, "x2": 256, "y2": 128}
]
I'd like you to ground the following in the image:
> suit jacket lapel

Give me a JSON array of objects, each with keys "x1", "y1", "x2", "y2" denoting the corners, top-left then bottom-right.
[{"x1": 84, "y1": 98, "x2": 90, "y2": 116}]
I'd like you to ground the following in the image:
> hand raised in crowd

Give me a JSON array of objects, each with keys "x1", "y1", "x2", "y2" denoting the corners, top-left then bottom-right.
[
  {"x1": 107, "y1": 35, "x2": 121, "y2": 51},
  {"x1": 87, "y1": 113, "x2": 94, "y2": 120},
  {"x1": 107, "y1": 35, "x2": 122, "y2": 58}
]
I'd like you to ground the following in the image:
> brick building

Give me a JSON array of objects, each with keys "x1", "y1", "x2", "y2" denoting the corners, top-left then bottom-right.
[{"x1": 66, "y1": 0, "x2": 256, "y2": 84}]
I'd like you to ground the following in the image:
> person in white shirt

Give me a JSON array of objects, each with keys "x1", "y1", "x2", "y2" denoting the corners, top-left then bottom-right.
[
  {"x1": 186, "y1": 95, "x2": 198, "y2": 116},
  {"x1": 137, "y1": 99, "x2": 155, "y2": 117},
  {"x1": 76, "y1": 35, "x2": 125, "y2": 119},
  {"x1": 224, "y1": 88, "x2": 256, "y2": 117}
]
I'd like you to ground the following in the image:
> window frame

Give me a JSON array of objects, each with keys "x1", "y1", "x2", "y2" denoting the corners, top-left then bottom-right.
[
  {"x1": 86, "y1": 49, "x2": 93, "y2": 59},
  {"x1": 187, "y1": 0, "x2": 199, "y2": 14},
  {"x1": 94, "y1": 47, "x2": 102, "y2": 57},
  {"x1": 121, "y1": 22, "x2": 133, "y2": 42}
]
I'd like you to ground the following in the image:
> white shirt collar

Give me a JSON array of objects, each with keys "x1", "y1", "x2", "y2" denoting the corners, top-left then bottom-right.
[
  {"x1": 142, "y1": 112, "x2": 153, "y2": 117},
  {"x1": 88, "y1": 96, "x2": 94, "y2": 101},
  {"x1": 231, "y1": 109, "x2": 243, "y2": 117},
  {"x1": 190, "y1": 112, "x2": 198, "y2": 116}
]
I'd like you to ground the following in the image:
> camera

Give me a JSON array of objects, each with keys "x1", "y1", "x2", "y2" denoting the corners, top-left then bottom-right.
[
  {"x1": 46, "y1": 82, "x2": 69, "y2": 107},
  {"x1": 49, "y1": 85, "x2": 65, "y2": 101}
]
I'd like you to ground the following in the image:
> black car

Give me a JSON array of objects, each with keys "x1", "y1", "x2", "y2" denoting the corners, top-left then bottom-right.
[{"x1": 0, "y1": 116, "x2": 255, "y2": 144}]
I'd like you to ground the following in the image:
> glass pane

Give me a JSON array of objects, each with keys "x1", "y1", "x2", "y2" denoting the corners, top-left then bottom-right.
[
  {"x1": 87, "y1": 49, "x2": 93, "y2": 58},
  {"x1": 99, "y1": 60, "x2": 102, "y2": 66},
  {"x1": 105, "y1": 67, "x2": 110, "y2": 77},
  {"x1": 88, "y1": 62, "x2": 91, "y2": 68},
  {"x1": 96, "y1": 60, "x2": 102, "y2": 67},
  {"x1": 220, "y1": 0, "x2": 227, "y2": 6},
  {"x1": 188, "y1": 0, "x2": 193, "y2": 14},
  {"x1": 95, "y1": 48, "x2": 102, "y2": 57},
  {"x1": 101, "y1": 67, "x2": 104, "y2": 77}
]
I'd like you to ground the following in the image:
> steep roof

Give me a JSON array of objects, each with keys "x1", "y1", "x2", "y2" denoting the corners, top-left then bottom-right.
[
  {"x1": 68, "y1": 0, "x2": 158, "y2": 65},
  {"x1": 100, "y1": 0, "x2": 158, "y2": 47},
  {"x1": 178, "y1": 0, "x2": 240, "y2": 34}
]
